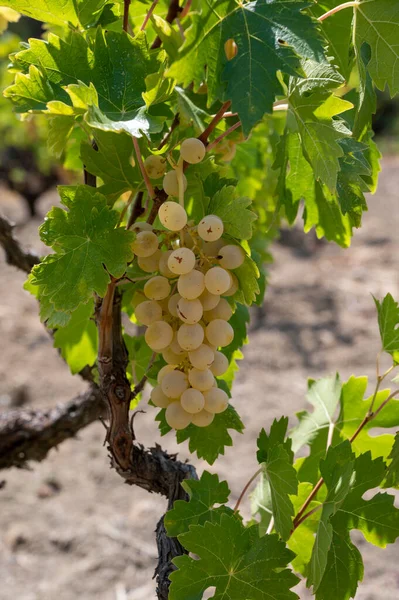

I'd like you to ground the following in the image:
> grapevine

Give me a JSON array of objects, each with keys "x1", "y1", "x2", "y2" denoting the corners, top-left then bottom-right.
[{"x1": 0, "y1": 1, "x2": 398, "y2": 600}]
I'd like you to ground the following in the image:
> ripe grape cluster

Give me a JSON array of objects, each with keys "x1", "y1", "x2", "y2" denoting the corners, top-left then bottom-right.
[{"x1": 133, "y1": 139, "x2": 245, "y2": 430}]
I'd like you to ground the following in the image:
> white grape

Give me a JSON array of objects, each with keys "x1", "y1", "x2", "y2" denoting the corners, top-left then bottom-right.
[
  {"x1": 197, "y1": 215, "x2": 224, "y2": 242},
  {"x1": 158, "y1": 250, "x2": 176, "y2": 278},
  {"x1": 199, "y1": 289, "x2": 220, "y2": 311},
  {"x1": 206, "y1": 319, "x2": 234, "y2": 347},
  {"x1": 223, "y1": 273, "x2": 239, "y2": 297},
  {"x1": 144, "y1": 276, "x2": 171, "y2": 300},
  {"x1": 191, "y1": 409, "x2": 214, "y2": 427},
  {"x1": 203, "y1": 298, "x2": 233, "y2": 322},
  {"x1": 203, "y1": 387, "x2": 229, "y2": 414},
  {"x1": 157, "y1": 364, "x2": 177, "y2": 384},
  {"x1": 188, "y1": 344, "x2": 215, "y2": 370},
  {"x1": 163, "y1": 171, "x2": 188, "y2": 198},
  {"x1": 170, "y1": 334, "x2": 187, "y2": 356},
  {"x1": 177, "y1": 323, "x2": 204, "y2": 351},
  {"x1": 177, "y1": 269, "x2": 205, "y2": 300},
  {"x1": 135, "y1": 300, "x2": 162, "y2": 326},
  {"x1": 183, "y1": 230, "x2": 195, "y2": 249},
  {"x1": 131, "y1": 222, "x2": 153, "y2": 233},
  {"x1": 165, "y1": 401, "x2": 192, "y2": 430},
  {"x1": 201, "y1": 238, "x2": 225, "y2": 257},
  {"x1": 180, "y1": 388, "x2": 205, "y2": 414},
  {"x1": 144, "y1": 154, "x2": 167, "y2": 179},
  {"x1": 132, "y1": 231, "x2": 159, "y2": 257},
  {"x1": 168, "y1": 248, "x2": 196, "y2": 275},
  {"x1": 151, "y1": 385, "x2": 172, "y2": 408},
  {"x1": 177, "y1": 297, "x2": 203, "y2": 324},
  {"x1": 138, "y1": 249, "x2": 161, "y2": 273},
  {"x1": 217, "y1": 245, "x2": 245, "y2": 269},
  {"x1": 158, "y1": 201, "x2": 188, "y2": 231},
  {"x1": 180, "y1": 138, "x2": 206, "y2": 164},
  {"x1": 161, "y1": 370, "x2": 189, "y2": 398},
  {"x1": 167, "y1": 293, "x2": 181, "y2": 317},
  {"x1": 210, "y1": 351, "x2": 229, "y2": 376},
  {"x1": 163, "y1": 347, "x2": 184, "y2": 365},
  {"x1": 204, "y1": 266, "x2": 232, "y2": 295},
  {"x1": 145, "y1": 321, "x2": 174, "y2": 351},
  {"x1": 188, "y1": 368, "x2": 215, "y2": 392}
]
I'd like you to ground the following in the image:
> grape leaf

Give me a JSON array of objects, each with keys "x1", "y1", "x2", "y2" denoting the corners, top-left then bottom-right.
[
  {"x1": 287, "y1": 483, "x2": 322, "y2": 575},
  {"x1": 256, "y1": 419, "x2": 297, "y2": 540},
  {"x1": 374, "y1": 293, "x2": 399, "y2": 362},
  {"x1": 308, "y1": 441, "x2": 355, "y2": 591},
  {"x1": 53, "y1": 300, "x2": 97, "y2": 374},
  {"x1": 383, "y1": 433, "x2": 399, "y2": 489},
  {"x1": 24, "y1": 274, "x2": 71, "y2": 328},
  {"x1": 170, "y1": 513, "x2": 300, "y2": 600},
  {"x1": 6, "y1": 30, "x2": 161, "y2": 137},
  {"x1": 223, "y1": 303, "x2": 249, "y2": 363},
  {"x1": 233, "y1": 254, "x2": 260, "y2": 306},
  {"x1": 165, "y1": 471, "x2": 232, "y2": 537},
  {"x1": 80, "y1": 130, "x2": 140, "y2": 200},
  {"x1": 4, "y1": 65, "x2": 55, "y2": 112},
  {"x1": 0, "y1": 0, "x2": 110, "y2": 28},
  {"x1": 290, "y1": 374, "x2": 341, "y2": 454},
  {"x1": 30, "y1": 185, "x2": 134, "y2": 313},
  {"x1": 207, "y1": 185, "x2": 257, "y2": 241},
  {"x1": 176, "y1": 404, "x2": 244, "y2": 465},
  {"x1": 168, "y1": 0, "x2": 324, "y2": 134}
]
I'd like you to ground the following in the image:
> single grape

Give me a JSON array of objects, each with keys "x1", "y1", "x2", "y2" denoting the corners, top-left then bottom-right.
[
  {"x1": 220, "y1": 142, "x2": 237, "y2": 163},
  {"x1": 163, "y1": 171, "x2": 188, "y2": 198},
  {"x1": 151, "y1": 385, "x2": 172, "y2": 408},
  {"x1": 131, "y1": 222, "x2": 153, "y2": 233},
  {"x1": 168, "y1": 293, "x2": 181, "y2": 318},
  {"x1": 177, "y1": 323, "x2": 204, "y2": 351},
  {"x1": 135, "y1": 300, "x2": 162, "y2": 326},
  {"x1": 144, "y1": 154, "x2": 167, "y2": 179},
  {"x1": 197, "y1": 215, "x2": 224, "y2": 242},
  {"x1": 138, "y1": 249, "x2": 161, "y2": 273},
  {"x1": 132, "y1": 231, "x2": 159, "y2": 257},
  {"x1": 204, "y1": 266, "x2": 232, "y2": 295},
  {"x1": 203, "y1": 298, "x2": 233, "y2": 322},
  {"x1": 191, "y1": 409, "x2": 215, "y2": 427},
  {"x1": 223, "y1": 273, "x2": 239, "y2": 297},
  {"x1": 188, "y1": 368, "x2": 215, "y2": 392},
  {"x1": 180, "y1": 138, "x2": 206, "y2": 164},
  {"x1": 158, "y1": 250, "x2": 176, "y2": 278},
  {"x1": 177, "y1": 297, "x2": 203, "y2": 324},
  {"x1": 157, "y1": 364, "x2": 177, "y2": 384},
  {"x1": 165, "y1": 401, "x2": 192, "y2": 430},
  {"x1": 199, "y1": 289, "x2": 220, "y2": 311},
  {"x1": 217, "y1": 245, "x2": 245, "y2": 269},
  {"x1": 180, "y1": 388, "x2": 205, "y2": 414},
  {"x1": 170, "y1": 333, "x2": 187, "y2": 356},
  {"x1": 203, "y1": 387, "x2": 229, "y2": 414},
  {"x1": 163, "y1": 347, "x2": 184, "y2": 365},
  {"x1": 210, "y1": 351, "x2": 229, "y2": 376},
  {"x1": 177, "y1": 269, "x2": 205, "y2": 300},
  {"x1": 201, "y1": 238, "x2": 225, "y2": 257},
  {"x1": 145, "y1": 321, "x2": 174, "y2": 351},
  {"x1": 183, "y1": 230, "x2": 195, "y2": 249},
  {"x1": 168, "y1": 248, "x2": 196, "y2": 275},
  {"x1": 206, "y1": 319, "x2": 234, "y2": 347},
  {"x1": 224, "y1": 38, "x2": 238, "y2": 60},
  {"x1": 188, "y1": 344, "x2": 215, "y2": 370},
  {"x1": 144, "y1": 276, "x2": 171, "y2": 300},
  {"x1": 161, "y1": 370, "x2": 189, "y2": 398}
]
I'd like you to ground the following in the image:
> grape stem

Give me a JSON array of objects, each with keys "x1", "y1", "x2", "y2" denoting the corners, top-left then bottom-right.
[
  {"x1": 318, "y1": 1, "x2": 358, "y2": 22},
  {"x1": 123, "y1": 0, "x2": 131, "y2": 32},
  {"x1": 233, "y1": 466, "x2": 263, "y2": 513},
  {"x1": 151, "y1": 0, "x2": 181, "y2": 49},
  {"x1": 206, "y1": 121, "x2": 242, "y2": 152},
  {"x1": 132, "y1": 137, "x2": 156, "y2": 200},
  {"x1": 198, "y1": 101, "x2": 232, "y2": 145},
  {"x1": 141, "y1": 0, "x2": 160, "y2": 30}
]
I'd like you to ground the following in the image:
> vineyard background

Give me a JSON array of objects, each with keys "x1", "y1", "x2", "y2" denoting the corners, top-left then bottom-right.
[{"x1": 0, "y1": 154, "x2": 398, "y2": 600}]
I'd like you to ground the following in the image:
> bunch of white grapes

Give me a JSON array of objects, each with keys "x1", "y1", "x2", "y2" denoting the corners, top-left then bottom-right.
[{"x1": 132, "y1": 138, "x2": 245, "y2": 430}]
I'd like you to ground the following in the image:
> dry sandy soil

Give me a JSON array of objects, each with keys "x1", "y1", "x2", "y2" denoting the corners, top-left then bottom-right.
[{"x1": 0, "y1": 157, "x2": 398, "y2": 600}]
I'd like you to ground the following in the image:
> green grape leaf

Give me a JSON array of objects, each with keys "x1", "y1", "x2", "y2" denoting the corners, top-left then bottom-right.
[
  {"x1": 256, "y1": 419, "x2": 297, "y2": 540},
  {"x1": 287, "y1": 482, "x2": 322, "y2": 575},
  {"x1": 203, "y1": 173, "x2": 238, "y2": 200},
  {"x1": 175, "y1": 86, "x2": 209, "y2": 135},
  {"x1": 223, "y1": 303, "x2": 249, "y2": 363},
  {"x1": 165, "y1": 471, "x2": 232, "y2": 537},
  {"x1": 374, "y1": 293, "x2": 399, "y2": 361},
  {"x1": 176, "y1": 404, "x2": 244, "y2": 465},
  {"x1": 24, "y1": 274, "x2": 71, "y2": 328},
  {"x1": 207, "y1": 185, "x2": 257, "y2": 241},
  {"x1": 80, "y1": 130, "x2": 140, "y2": 200},
  {"x1": 170, "y1": 514, "x2": 299, "y2": 600},
  {"x1": 308, "y1": 441, "x2": 355, "y2": 591},
  {"x1": 355, "y1": 0, "x2": 399, "y2": 96},
  {"x1": 4, "y1": 65, "x2": 55, "y2": 112},
  {"x1": 7, "y1": 30, "x2": 162, "y2": 137},
  {"x1": 0, "y1": 0, "x2": 110, "y2": 28},
  {"x1": 53, "y1": 300, "x2": 97, "y2": 374},
  {"x1": 168, "y1": 0, "x2": 324, "y2": 134},
  {"x1": 233, "y1": 254, "x2": 260, "y2": 306},
  {"x1": 353, "y1": 43, "x2": 378, "y2": 139},
  {"x1": 30, "y1": 185, "x2": 134, "y2": 313},
  {"x1": 290, "y1": 374, "x2": 342, "y2": 454},
  {"x1": 124, "y1": 334, "x2": 157, "y2": 403},
  {"x1": 383, "y1": 433, "x2": 399, "y2": 489}
]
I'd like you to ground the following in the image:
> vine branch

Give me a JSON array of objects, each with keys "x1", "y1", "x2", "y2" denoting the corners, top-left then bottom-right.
[
  {"x1": 0, "y1": 215, "x2": 39, "y2": 273},
  {"x1": 151, "y1": 0, "x2": 182, "y2": 49}
]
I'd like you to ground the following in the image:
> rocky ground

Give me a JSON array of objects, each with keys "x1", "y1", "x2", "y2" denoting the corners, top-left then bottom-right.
[{"x1": 0, "y1": 157, "x2": 398, "y2": 600}]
